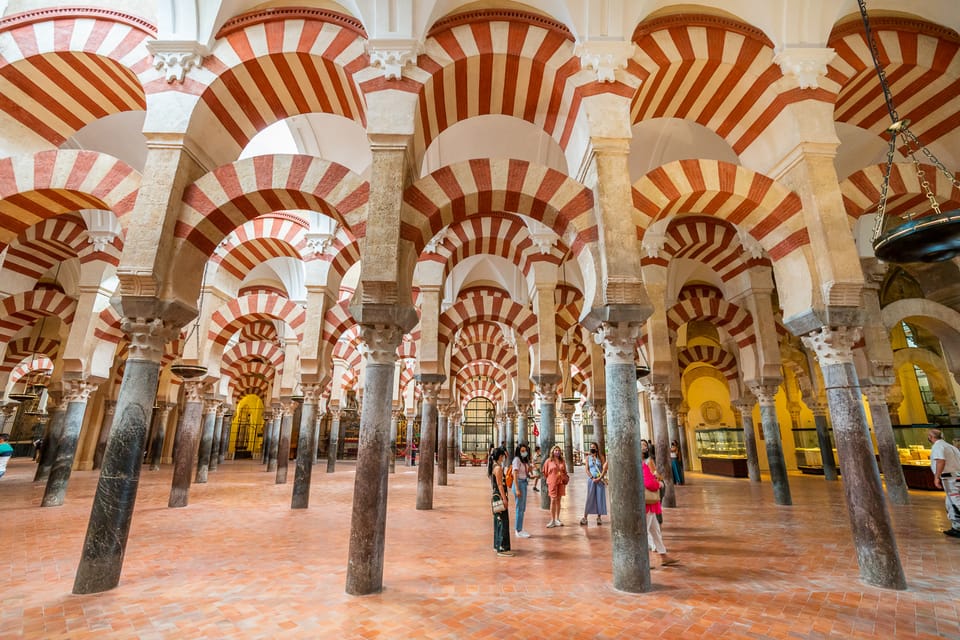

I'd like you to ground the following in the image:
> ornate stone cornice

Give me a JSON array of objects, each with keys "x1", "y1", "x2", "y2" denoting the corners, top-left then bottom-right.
[
  {"x1": 773, "y1": 47, "x2": 836, "y2": 90},
  {"x1": 0, "y1": 7, "x2": 156, "y2": 35},
  {"x1": 85, "y1": 229, "x2": 120, "y2": 253},
  {"x1": 122, "y1": 318, "x2": 177, "y2": 363},
  {"x1": 145, "y1": 40, "x2": 207, "y2": 83},
  {"x1": 217, "y1": 7, "x2": 366, "y2": 39},
  {"x1": 801, "y1": 326, "x2": 861, "y2": 367},
  {"x1": 594, "y1": 321, "x2": 640, "y2": 365}
]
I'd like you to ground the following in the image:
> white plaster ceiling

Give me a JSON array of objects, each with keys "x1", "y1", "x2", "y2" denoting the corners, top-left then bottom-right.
[
  {"x1": 60, "y1": 111, "x2": 148, "y2": 172},
  {"x1": 629, "y1": 118, "x2": 740, "y2": 181}
]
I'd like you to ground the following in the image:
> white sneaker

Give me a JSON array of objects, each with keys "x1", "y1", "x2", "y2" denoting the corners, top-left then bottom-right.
[
  {"x1": 556, "y1": 520, "x2": 564, "y2": 527},
  {"x1": 546, "y1": 521, "x2": 557, "y2": 528},
  {"x1": 517, "y1": 530, "x2": 532, "y2": 538}
]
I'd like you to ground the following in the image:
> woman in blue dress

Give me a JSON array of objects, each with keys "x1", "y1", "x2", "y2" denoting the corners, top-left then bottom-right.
[{"x1": 579, "y1": 442, "x2": 608, "y2": 526}]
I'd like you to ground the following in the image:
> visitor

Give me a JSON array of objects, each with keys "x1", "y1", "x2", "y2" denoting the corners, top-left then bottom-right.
[
  {"x1": 543, "y1": 445, "x2": 569, "y2": 528},
  {"x1": 0, "y1": 433, "x2": 12, "y2": 479},
  {"x1": 580, "y1": 442, "x2": 607, "y2": 526},
  {"x1": 487, "y1": 446, "x2": 513, "y2": 556},
  {"x1": 928, "y1": 428, "x2": 960, "y2": 537},
  {"x1": 643, "y1": 445, "x2": 677, "y2": 567},
  {"x1": 670, "y1": 440, "x2": 685, "y2": 485},
  {"x1": 531, "y1": 445, "x2": 542, "y2": 492},
  {"x1": 512, "y1": 443, "x2": 532, "y2": 538}
]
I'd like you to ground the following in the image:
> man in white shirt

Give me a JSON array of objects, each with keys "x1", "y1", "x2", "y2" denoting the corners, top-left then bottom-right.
[{"x1": 928, "y1": 429, "x2": 960, "y2": 537}]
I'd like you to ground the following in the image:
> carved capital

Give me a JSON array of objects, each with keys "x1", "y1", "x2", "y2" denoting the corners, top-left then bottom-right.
[
  {"x1": 215, "y1": 404, "x2": 226, "y2": 418},
  {"x1": 182, "y1": 381, "x2": 205, "y2": 403},
  {"x1": 801, "y1": 326, "x2": 861, "y2": 367},
  {"x1": 731, "y1": 399, "x2": 755, "y2": 416},
  {"x1": 358, "y1": 324, "x2": 403, "y2": 366},
  {"x1": 575, "y1": 40, "x2": 636, "y2": 83},
  {"x1": 86, "y1": 229, "x2": 119, "y2": 253},
  {"x1": 300, "y1": 383, "x2": 324, "y2": 405},
  {"x1": 304, "y1": 229, "x2": 337, "y2": 258},
  {"x1": 146, "y1": 40, "x2": 206, "y2": 83},
  {"x1": 536, "y1": 382, "x2": 559, "y2": 402},
  {"x1": 593, "y1": 321, "x2": 640, "y2": 365},
  {"x1": 862, "y1": 385, "x2": 891, "y2": 407},
  {"x1": 366, "y1": 39, "x2": 420, "y2": 80},
  {"x1": 202, "y1": 399, "x2": 220, "y2": 415},
  {"x1": 329, "y1": 405, "x2": 343, "y2": 421},
  {"x1": 773, "y1": 47, "x2": 835, "y2": 90},
  {"x1": 122, "y1": 318, "x2": 177, "y2": 363},
  {"x1": 749, "y1": 383, "x2": 779, "y2": 407},
  {"x1": 419, "y1": 381, "x2": 442, "y2": 403},
  {"x1": 647, "y1": 383, "x2": 669, "y2": 404},
  {"x1": 63, "y1": 380, "x2": 97, "y2": 404},
  {"x1": 808, "y1": 401, "x2": 829, "y2": 418}
]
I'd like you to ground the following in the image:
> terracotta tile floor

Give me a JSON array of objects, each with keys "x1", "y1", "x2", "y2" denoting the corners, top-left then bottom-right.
[{"x1": 3, "y1": 456, "x2": 959, "y2": 639}]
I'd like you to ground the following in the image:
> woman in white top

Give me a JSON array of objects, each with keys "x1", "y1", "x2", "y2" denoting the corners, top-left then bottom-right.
[{"x1": 512, "y1": 443, "x2": 532, "y2": 538}]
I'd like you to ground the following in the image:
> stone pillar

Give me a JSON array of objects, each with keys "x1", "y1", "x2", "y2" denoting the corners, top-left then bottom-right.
[
  {"x1": 91, "y1": 400, "x2": 116, "y2": 471},
  {"x1": 665, "y1": 399, "x2": 682, "y2": 478},
  {"x1": 750, "y1": 383, "x2": 792, "y2": 505},
  {"x1": 208, "y1": 405, "x2": 225, "y2": 473},
  {"x1": 810, "y1": 401, "x2": 839, "y2": 481},
  {"x1": 596, "y1": 322, "x2": 651, "y2": 592},
  {"x1": 802, "y1": 326, "x2": 906, "y2": 590},
  {"x1": 34, "y1": 397, "x2": 65, "y2": 482},
  {"x1": 648, "y1": 384, "x2": 676, "y2": 508},
  {"x1": 404, "y1": 407, "x2": 416, "y2": 466},
  {"x1": 41, "y1": 380, "x2": 98, "y2": 507},
  {"x1": 312, "y1": 410, "x2": 322, "y2": 464},
  {"x1": 416, "y1": 377, "x2": 443, "y2": 510},
  {"x1": 863, "y1": 386, "x2": 910, "y2": 505},
  {"x1": 535, "y1": 380, "x2": 558, "y2": 510},
  {"x1": 733, "y1": 399, "x2": 762, "y2": 483},
  {"x1": 504, "y1": 410, "x2": 515, "y2": 458},
  {"x1": 292, "y1": 385, "x2": 322, "y2": 509},
  {"x1": 218, "y1": 409, "x2": 232, "y2": 463},
  {"x1": 437, "y1": 409, "x2": 448, "y2": 486},
  {"x1": 267, "y1": 408, "x2": 281, "y2": 472},
  {"x1": 73, "y1": 318, "x2": 175, "y2": 594},
  {"x1": 261, "y1": 409, "x2": 272, "y2": 464},
  {"x1": 389, "y1": 409, "x2": 400, "y2": 474},
  {"x1": 560, "y1": 404, "x2": 575, "y2": 473},
  {"x1": 447, "y1": 410, "x2": 458, "y2": 475},
  {"x1": 275, "y1": 400, "x2": 296, "y2": 484},
  {"x1": 168, "y1": 381, "x2": 204, "y2": 508},
  {"x1": 327, "y1": 406, "x2": 342, "y2": 473},
  {"x1": 345, "y1": 324, "x2": 404, "y2": 596},
  {"x1": 195, "y1": 399, "x2": 219, "y2": 484},
  {"x1": 149, "y1": 403, "x2": 173, "y2": 471},
  {"x1": 677, "y1": 405, "x2": 691, "y2": 471},
  {"x1": 591, "y1": 401, "x2": 605, "y2": 453},
  {"x1": 516, "y1": 407, "x2": 528, "y2": 445}
]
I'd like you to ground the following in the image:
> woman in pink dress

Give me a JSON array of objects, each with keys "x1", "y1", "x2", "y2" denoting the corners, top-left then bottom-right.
[{"x1": 542, "y1": 445, "x2": 568, "y2": 528}]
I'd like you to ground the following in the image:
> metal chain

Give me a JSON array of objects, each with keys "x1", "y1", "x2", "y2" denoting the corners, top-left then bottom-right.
[
  {"x1": 901, "y1": 128, "x2": 960, "y2": 189},
  {"x1": 907, "y1": 139, "x2": 943, "y2": 216},
  {"x1": 871, "y1": 134, "x2": 898, "y2": 242},
  {"x1": 857, "y1": 0, "x2": 899, "y2": 123}
]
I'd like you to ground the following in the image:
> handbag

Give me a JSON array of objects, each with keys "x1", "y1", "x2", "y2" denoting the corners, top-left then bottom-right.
[
  {"x1": 644, "y1": 487, "x2": 660, "y2": 504},
  {"x1": 492, "y1": 494, "x2": 506, "y2": 514}
]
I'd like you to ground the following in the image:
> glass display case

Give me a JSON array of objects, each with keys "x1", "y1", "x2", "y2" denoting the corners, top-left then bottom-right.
[
  {"x1": 792, "y1": 428, "x2": 836, "y2": 474},
  {"x1": 892, "y1": 424, "x2": 960, "y2": 489},
  {"x1": 695, "y1": 428, "x2": 748, "y2": 477}
]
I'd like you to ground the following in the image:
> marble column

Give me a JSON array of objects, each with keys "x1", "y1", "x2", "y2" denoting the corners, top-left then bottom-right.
[
  {"x1": 168, "y1": 381, "x2": 204, "y2": 508},
  {"x1": 292, "y1": 385, "x2": 322, "y2": 509},
  {"x1": 388, "y1": 409, "x2": 400, "y2": 474},
  {"x1": 733, "y1": 399, "x2": 762, "y2": 483},
  {"x1": 91, "y1": 399, "x2": 116, "y2": 470},
  {"x1": 218, "y1": 410, "x2": 232, "y2": 463},
  {"x1": 74, "y1": 318, "x2": 175, "y2": 594},
  {"x1": 149, "y1": 403, "x2": 172, "y2": 471},
  {"x1": 195, "y1": 399, "x2": 219, "y2": 484},
  {"x1": 505, "y1": 410, "x2": 515, "y2": 458},
  {"x1": 416, "y1": 377, "x2": 443, "y2": 510},
  {"x1": 810, "y1": 401, "x2": 839, "y2": 481},
  {"x1": 34, "y1": 397, "x2": 65, "y2": 483},
  {"x1": 536, "y1": 380, "x2": 558, "y2": 510},
  {"x1": 312, "y1": 410, "x2": 323, "y2": 464},
  {"x1": 665, "y1": 399, "x2": 681, "y2": 476},
  {"x1": 561, "y1": 404, "x2": 575, "y2": 473},
  {"x1": 447, "y1": 410, "x2": 457, "y2": 475},
  {"x1": 591, "y1": 401, "x2": 606, "y2": 454},
  {"x1": 596, "y1": 322, "x2": 651, "y2": 593},
  {"x1": 208, "y1": 405, "x2": 225, "y2": 473},
  {"x1": 750, "y1": 383, "x2": 792, "y2": 505},
  {"x1": 345, "y1": 324, "x2": 403, "y2": 596},
  {"x1": 863, "y1": 386, "x2": 909, "y2": 505},
  {"x1": 648, "y1": 384, "x2": 676, "y2": 508},
  {"x1": 261, "y1": 409, "x2": 272, "y2": 464},
  {"x1": 405, "y1": 407, "x2": 416, "y2": 467},
  {"x1": 275, "y1": 400, "x2": 296, "y2": 484},
  {"x1": 516, "y1": 407, "x2": 528, "y2": 446},
  {"x1": 41, "y1": 380, "x2": 98, "y2": 507},
  {"x1": 327, "y1": 406, "x2": 342, "y2": 473},
  {"x1": 802, "y1": 326, "x2": 906, "y2": 590},
  {"x1": 677, "y1": 406, "x2": 691, "y2": 471},
  {"x1": 437, "y1": 409, "x2": 448, "y2": 486},
  {"x1": 267, "y1": 409, "x2": 281, "y2": 472}
]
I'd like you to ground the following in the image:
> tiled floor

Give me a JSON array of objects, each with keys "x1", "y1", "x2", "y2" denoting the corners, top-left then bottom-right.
[{"x1": 3, "y1": 455, "x2": 959, "y2": 639}]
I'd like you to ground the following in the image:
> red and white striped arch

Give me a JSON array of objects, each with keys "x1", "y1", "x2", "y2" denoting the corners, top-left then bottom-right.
[
  {"x1": 828, "y1": 18, "x2": 960, "y2": 148},
  {"x1": 0, "y1": 337, "x2": 59, "y2": 375},
  {"x1": 457, "y1": 379, "x2": 503, "y2": 406},
  {"x1": 238, "y1": 320, "x2": 279, "y2": 343},
  {"x1": 397, "y1": 331, "x2": 419, "y2": 360},
  {"x1": 326, "y1": 234, "x2": 362, "y2": 280},
  {"x1": 0, "y1": 289, "x2": 76, "y2": 342},
  {"x1": 222, "y1": 340, "x2": 284, "y2": 372},
  {"x1": 331, "y1": 328, "x2": 363, "y2": 372},
  {"x1": 0, "y1": 8, "x2": 156, "y2": 146},
  {"x1": 439, "y1": 290, "x2": 538, "y2": 348},
  {"x1": 454, "y1": 321, "x2": 511, "y2": 350},
  {"x1": 455, "y1": 360, "x2": 508, "y2": 389},
  {"x1": 207, "y1": 293, "x2": 306, "y2": 347},
  {"x1": 229, "y1": 372, "x2": 271, "y2": 401},
  {"x1": 632, "y1": 159, "x2": 804, "y2": 262},
  {"x1": 224, "y1": 359, "x2": 275, "y2": 384},
  {"x1": 630, "y1": 15, "x2": 834, "y2": 155},
  {"x1": 677, "y1": 344, "x2": 739, "y2": 381},
  {"x1": 643, "y1": 216, "x2": 768, "y2": 281},
  {"x1": 211, "y1": 213, "x2": 309, "y2": 280},
  {"x1": 3, "y1": 215, "x2": 84, "y2": 281},
  {"x1": 9, "y1": 356, "x2": 55, "y2": 385},
  {"x1": 554, "y1": 284, "x2": 582, "y2": 335},
  {"x1": 0, "y1": 150, "x2": 140, "y2": 249},
  {"x1": 403, "y1": 159, "x2": 596, "y2": 256},
  {"x1": 186, "y1": 10, "x2": 368, "y2": 159},
  {"x1": 93, "y1": 306, "x2": 124, "y2": 344},
  {"x1": 451, "y1": 343, "x2": 517, "y2": 376},
  {"x1": 667, "y1": 287, "x2": 755, "y2": 349},
  {"x1": 840, "y1": 162, "x2": 960, "y2": 224},
  {"x1": 176, "y1": 155, "x2": 368, "y2": 258},
  {"x1": 421, "y1": 213, "x2": 563, "y2": 280},
  {"x1": 321, "y1": 301, "x2": 356, "y2": 350}
]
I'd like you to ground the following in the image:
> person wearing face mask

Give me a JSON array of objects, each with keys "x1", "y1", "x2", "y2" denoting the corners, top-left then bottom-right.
[
  {"x1": 580, "y1": 442, "x2": 608, "y2": 526},
  {"x1": 512, "y1": 443, "x2": 533, "y2": 538},
  {"x1": 543, "y1": 445, "x2": 569, "y2": 527}
]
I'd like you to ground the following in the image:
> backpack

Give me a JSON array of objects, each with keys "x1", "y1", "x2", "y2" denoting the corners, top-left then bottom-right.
[{"x1": 505, "y1": 463, "x2": 514, "y2": 489}]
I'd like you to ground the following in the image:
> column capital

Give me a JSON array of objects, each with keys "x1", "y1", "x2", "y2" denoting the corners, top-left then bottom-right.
[
  {"x1": 301, "y1": 383, "x2": 324, "y2": 405},
  {"x1": 202, "y1": 399, "x2": 220, "y2": 415},
  {"x1": 215, "y1": 404, "x2": 226, "y2": 418},
  {"x1": 808, "y1": 401, "x2": 829, "y2": 418},
  {"x1": 593, "y1": 321, "x2": 640, "y2": 365},
  {"x1": 862, "y1": 385, "x2": 891, "y2": 406},
  {"x1": 182, "y1": 380, "x2": 206, "y2": 403},
  {"x1": 365, "y1": 38, "x2": 420, "y2": 81},
  {"x1": 559, "y1": 403, "x2": 575, "y2": 417},
  {"x1": 63, "y1": 380, "x2": 97, "y2": 403},
  {"x1": 145, "y1": 40, "x2": 207, "y2": 83},
  {"x1": 122, "y1": 318, "x2": 178, "y2": 363},
  {"x1": 329, "y1": 405, "x2": 343, "y2": 420},
  {"x1": 748, "y1": 382, "x2": 780, "y2": 407},
  {"x1": 801, "y1": 326, "x2": 862, "y2": 367},
  {"x1": 535, "y1": 382, "x2": 559, "y2": 401},
  {"x1": 417, "y1": 378, "x2": 443, "y2": 402},
  {"x1": 358, "y1": 324, "x2": 404, "y2": 366},
  {"x1": 731, "y1": 398, "x2": 755, "y2": 415},
  {"x1": 280, "y1": 400, "x2": 298, "y2": 416},
  {"x1": 574, "y1": 40, "x2": 636, "y2": 84},
  {"x1": 647, "y1": 383, "x2": 669, "y2": 404},
  {"x1": 772, "y1": 46, "x2": 836, "y2": 90}
]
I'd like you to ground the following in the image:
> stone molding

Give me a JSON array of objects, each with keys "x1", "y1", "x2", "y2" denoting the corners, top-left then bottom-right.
[
  {"x1": 772, "y1": 47, "x2": 836, "y2": 89},
  {"x1": 802, "y1": 326, "x2": 861, "y2": 367},
  {"x1": 146, "y1": 40, "x2": 207, "y2": 83},
  {"x1": 122, "y1": 318, "x2": 177, "y2": 363},
  {"x1": 594, "y1": 321, "x2": 640, "y2": 365},
  {"x1": 358, "y1": 324, "x2": 403, "y2": 366}
]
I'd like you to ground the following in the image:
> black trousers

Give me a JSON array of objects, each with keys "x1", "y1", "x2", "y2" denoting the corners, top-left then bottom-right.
[{"x1": 493, "y1": 496, "x2": 511, "y2": 551}]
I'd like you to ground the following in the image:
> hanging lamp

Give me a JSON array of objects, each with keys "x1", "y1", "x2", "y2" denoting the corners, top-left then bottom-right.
[
  {"x1": 858, "y1": 0, "x2": 960, "y2": 262},
  {"x1": 636, "y1": 343, "x2": 651, "y2": 379},
  {"x1": 170, "y1": 263, "x2": 209, "y2": 380}
]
